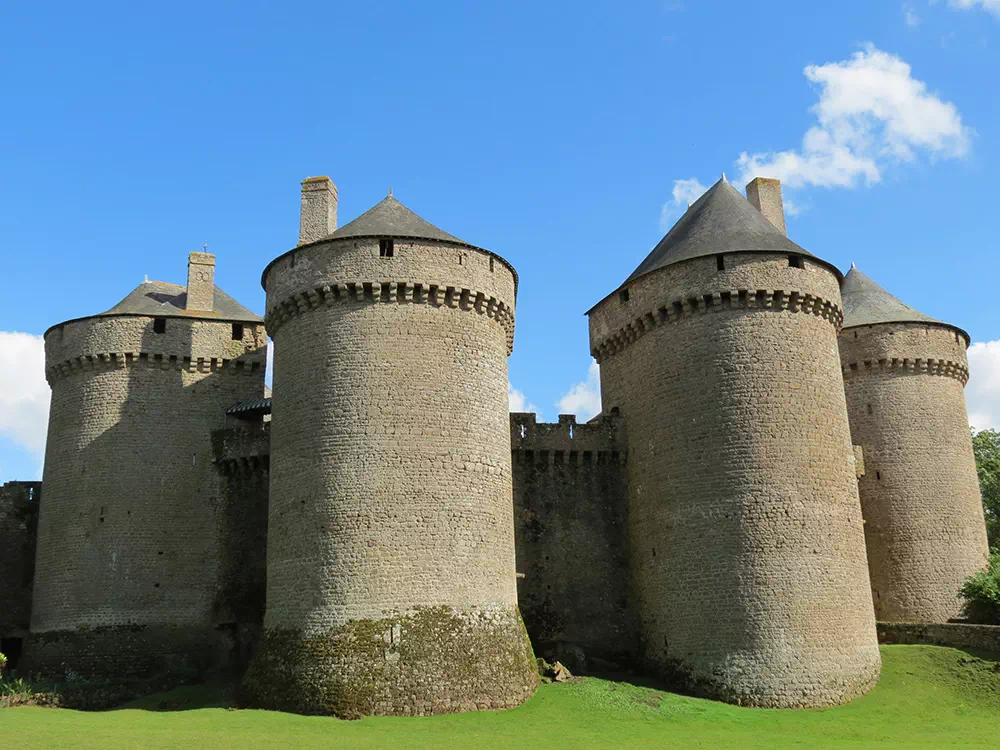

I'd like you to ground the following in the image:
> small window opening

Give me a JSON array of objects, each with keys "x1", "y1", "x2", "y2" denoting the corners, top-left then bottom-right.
[
  {"x1": 652, "y1": 548, "x2": 656, "y2": 558},
  {"x1": 379, "y1": 239, "x2": 395, "y2": 257},
  {"x1": 716, "y1": 255, "x2": 725, "y2": 271},
  {"x1": 854, "y1": 331, "x2": 858, "y2": 338},
  {"x1": 788, "y1": 255, "x2": 804, "y2": 269},
  {"x1": 231, "y1": 323, "x2": 244, "y2": 340},
  {"x1": 153, "y1": 317, "x2": 166, "y2": 334},
  {"x1": 619, "y1": 288, "x2": 630, "y2": 303},
  {"x1": 489, "y1": 257, "x2": 495, "y2": 272},
  {"x1": 458, "y1": 253, "x2": 465, "y2": 265},
  {"x1": 876, "y1": 471, "x2": 881, "y2": 481},
  {"x1": 290, "y1": 252, "x2": 296, "y2": 268},
  {"x1": 867, "y1": 403, "x2": 873, "y2": 415}
]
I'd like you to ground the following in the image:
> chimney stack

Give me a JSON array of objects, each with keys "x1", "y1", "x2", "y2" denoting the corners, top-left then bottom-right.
[
  {"x1": 299, "y1": 176, "x2": 338, "y2": 245},
  {"x1": 745, "y1": 177, "x2": 787, "y2": 236},
  {"x1": 186, "y1": 251, "x2": 215, "y2": 312}
]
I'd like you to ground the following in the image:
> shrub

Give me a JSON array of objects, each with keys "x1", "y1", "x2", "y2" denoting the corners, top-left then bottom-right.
[
  {"x1": 959, "y1": 551, "x2": 1000, "y2": 625},
  {"x1": 0, "y1": 652, "x2": 7, "y2": 671}
]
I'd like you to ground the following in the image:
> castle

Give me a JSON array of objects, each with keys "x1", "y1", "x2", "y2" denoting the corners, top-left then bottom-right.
[{"x1": 0, "y1": 174, "x2": 988, "y2": 715}]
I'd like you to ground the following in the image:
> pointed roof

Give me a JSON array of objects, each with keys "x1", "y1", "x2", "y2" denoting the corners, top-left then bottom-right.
[
  {"x1": 45, "y1": 280, "x2": 262, "y2": 335},
  {"x1": 841, "y1": 265, "x2": 968, "y2": 341},
  {"x1": 324, "y1": 194, "x2": 470, "y2": 246},
  {"x1": 624, "y1": 177, "x2": 827, "y2": 284},
  {"x1": 263, "y1": 192, "x2": 518, "y2": 292}
]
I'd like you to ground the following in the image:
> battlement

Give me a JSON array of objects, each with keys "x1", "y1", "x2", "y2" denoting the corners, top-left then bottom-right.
[
  {"x1": 45, "y1": 351, "x2": 264, "y2": 385},
  {"x1": 842, "y1": 357, "x2": 970, "y2": 386},
  {"x1": 211, "y1": 425, "x2": 272, "y2": 476},
  {"x1": 591, "y1": 286, "x2": 843, "y2": 363},
  {"x1": 265, "y1": 279, "x2": 516, "y2": 353},
  {"x1": 510, "y1": 412, "x2": 627, "y2": 466}
]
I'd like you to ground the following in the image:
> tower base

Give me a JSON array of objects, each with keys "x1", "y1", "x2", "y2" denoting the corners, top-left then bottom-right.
[
  {"x1": 240, "y1": 604, "x2": 537, "y2": 717},
  {"x1": 20, "y1": 625, "x2": 229, "y2": 678}
]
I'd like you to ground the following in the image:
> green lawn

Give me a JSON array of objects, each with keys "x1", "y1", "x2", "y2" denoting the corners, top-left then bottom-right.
[{"x1": 4, "y1": 646, "x2": 999, "y2": 749}]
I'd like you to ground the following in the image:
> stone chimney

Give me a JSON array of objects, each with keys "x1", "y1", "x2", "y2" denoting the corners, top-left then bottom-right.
[
  {"x1": 299, "y1": 176, "x2": 338, "y2": 245},
  {"x1": 745, "y1": 177, "x2": 786, "y2": 236},
  {"x1": 186, "y1": 252, "x2": 215, "y2": 312}
]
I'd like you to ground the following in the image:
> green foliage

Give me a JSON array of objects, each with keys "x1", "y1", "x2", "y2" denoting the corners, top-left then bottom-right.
[
  {"x1": 972, "y1": 428, "x2": 1000, "y2": 548},
  {"x1": 3, "y1": 646, "x2": 1000, "y2": 749},
  {"x1": 959, "y1": 550, "x2": 1000, "y2": 624},
  {"x1": 0, "y1": 651, "x2": 7, "y2": 670}
]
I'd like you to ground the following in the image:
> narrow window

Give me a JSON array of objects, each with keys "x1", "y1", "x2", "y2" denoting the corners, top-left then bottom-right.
[
  {"x1": 458, "y1": 253, "x2": 465, "y2": 265},
  {"x1": 153, "y1": 317, "x2": 166, "y2": 334},
  {"x1": 854, "y1": 331, "x2": 858, "y2": 338},
  {"x1": 379, "y1": 239, "x2": 394, "y2": 258},
  {"x1": 716, "y1": 254, "x2": 725, "y2": 271},
  {"x1": 788, "y1": 255, "x2": 804, "y2": 269},
  {"x1": 876, "y1": 471, "x2": 881, "y2": 481},
  {"x1": 489, "y1": 257, "x2": 495, "y2": 272},
  {"x1": 231, "y1": 323, "x2": 244, "y2": 341},
  {"x1": 619, "y1": 288, "x2": 630, "y2": 303},
  {"x1": 867, "y1": 403, "x2": 873, "y2": 415},
  {"x1": 290, "y1": 252, "x2": 296, "y2": 268}
]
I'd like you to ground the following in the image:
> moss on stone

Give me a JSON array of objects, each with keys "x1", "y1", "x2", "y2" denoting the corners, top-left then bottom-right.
[{"x1": 240, "y1": 604, "x2": 537, "y2": 718}]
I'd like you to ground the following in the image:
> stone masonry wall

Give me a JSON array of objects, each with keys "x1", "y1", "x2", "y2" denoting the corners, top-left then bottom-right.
[
  {"x1": 589, "y1": 251, "x2": 880, "y2": 708},
  {"x1": 24, "y1": 314, "x2": 266, "y2": 676},
  {"x1": 840, "y1": 322, "x2": 988, "y2": 623},
  {"x1": 243, "y1": 236, "x2": 535, "y2": 717},
  {"x1": 0, "y1": 482, "x2": 41, "y2": 646},
  {"x1": 510, "y1": 412, "x2": 634, "y2": 670}
]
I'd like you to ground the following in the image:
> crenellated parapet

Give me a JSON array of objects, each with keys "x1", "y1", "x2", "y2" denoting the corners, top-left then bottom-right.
[
  {"x1": 842, "y1": 357, "x2": 969, "y2": 386},
  {"x1": 265, "y1": 279, "x2": 515, "y2": 353},
  {"x1": 591, "y1": 286, "x2": 842, "y2": 362},
  {"x1": 510, "y1": 412, "x2": 627, "y2": 466},
  {"x1": 46, "y1": 351, "x2": 263, "y2": 385},
  {"x1": 211, "y1": 425, "x2": 272, "y2": 476}
]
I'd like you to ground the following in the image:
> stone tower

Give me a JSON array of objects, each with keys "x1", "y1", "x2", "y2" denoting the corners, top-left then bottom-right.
[
  {"x1": 241, "y1": 178, "x2": 536, "y2": 717},
  {"x1": 23, "y1": 253, "x2": 267, "y2": 675},
  {"x1": 587, "y1": 177, "x2": 880, "y2": 707},
  {"x1": 839, "y1": 266, "x2": 988, "y2": 623}
]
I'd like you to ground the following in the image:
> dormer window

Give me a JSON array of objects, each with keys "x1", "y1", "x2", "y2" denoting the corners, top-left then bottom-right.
[{"x1": 379, "y1": 239, "x2": 395, "y2": 258}]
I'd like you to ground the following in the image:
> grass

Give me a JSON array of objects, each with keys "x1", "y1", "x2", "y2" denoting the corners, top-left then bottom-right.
[{"x1": 3, "y1": 645, "x2": 1000, "y2": 749}]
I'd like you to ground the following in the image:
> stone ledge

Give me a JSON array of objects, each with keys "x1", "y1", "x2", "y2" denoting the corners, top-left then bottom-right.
[{"x1": 876, "y1": 622, "x2": 1000, "y2": 651}]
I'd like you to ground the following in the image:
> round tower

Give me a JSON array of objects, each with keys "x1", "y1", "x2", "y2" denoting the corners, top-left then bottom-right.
[
  {"x1": 587, "y1": 177, "x2": 880, "y2": 708},
  {"x1": 839, "y1": 266, "x2": 988, "y2": 623},
  {"x1": 241, "y1": 179, "x2": 536, "y2": 717},
  {"x1": 23, "y1": 253, "x2": 267, "y2": 676}
]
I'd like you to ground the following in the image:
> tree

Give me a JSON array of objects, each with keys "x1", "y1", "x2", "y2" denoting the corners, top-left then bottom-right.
[{"x1": 971, "y1": 428, "x2": 1000, "y2": 549}]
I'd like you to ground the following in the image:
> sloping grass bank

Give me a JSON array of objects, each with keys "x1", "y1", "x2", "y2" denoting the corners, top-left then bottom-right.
[{"x1": 4, "y1": 646, "x2": 999, "y2": 749}]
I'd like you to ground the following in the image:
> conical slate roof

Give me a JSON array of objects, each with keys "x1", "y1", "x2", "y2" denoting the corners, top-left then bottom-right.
[
  {"x1": 101, "y1": 281, "x2": 262, "y2": 322},
  {"x1": 625, "y1": 177, "x2": 822, "y2": 284},
  {"x1": 46, "y1": 280, "x2": 262, "y2": 335},
  {"x1": 841, "y1": 266, "x2": 965, "y2": 342},
  {"x1": 322, "y1": 194, "x2": 471, "y2": 246}
]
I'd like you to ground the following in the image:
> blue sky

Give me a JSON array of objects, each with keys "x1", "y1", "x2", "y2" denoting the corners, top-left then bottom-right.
[{"x1": 2, "y1": 0, "x2": 999, "y2": 481}]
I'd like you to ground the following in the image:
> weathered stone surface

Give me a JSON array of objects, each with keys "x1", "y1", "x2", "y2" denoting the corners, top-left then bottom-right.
[
  {"x1": 510, "y1": 412, "x2": 634, "y2": 668},
  {"x1": 23, "y1": 306, "x2": 267, "y2": 676},
  {"x1": 840, "y1": 322, "x2": 989, "y2": 623},
  {"x1": 248, "y1": 227, "x2": 535, "y2": 716},
  {"x1": 589, "y1": 251, "x2": 881, "y2": 708},
  {"x1": 0, "y1": 482, "x2": 40, "y2": 647}
]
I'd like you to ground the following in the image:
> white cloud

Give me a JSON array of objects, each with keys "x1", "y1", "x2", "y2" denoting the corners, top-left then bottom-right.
[
  {"x1": 556, "y1": 360, "x2": 602, "y2": 422},
  {"x1": 968, "y1": 340, "x2": 1000, "y2": 431},
  {"x1": 949, "y1": 0, "x2": 1000, "y2": 17},
  {"x1": 904, "y1": 2, "x2": 921, "y2": 26},
  {"x1": 660, "y1": 178, "x2": 708, "y2": 232},
  {"x1": 735, "y1": 44, "x2": 971, "y2": 190},
  {"x1": 0, "y1": 331, "x2": 50, "y2": 462},
  {"x1": 508, "y1": 381, "x2": 539, "y2": 415}
]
